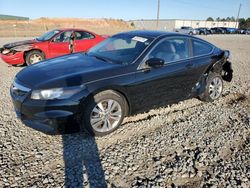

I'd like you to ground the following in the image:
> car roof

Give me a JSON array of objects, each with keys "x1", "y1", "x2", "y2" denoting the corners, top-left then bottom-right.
[
  {"x1": 58, "y1": 28, "x2": 97, "y2": 34},
  {"x1": 113, "y1": 30, "x2": 187, "y2": 39},
  {"x1": 113, "y1": 30, "x2": 216, "y2": 48}
]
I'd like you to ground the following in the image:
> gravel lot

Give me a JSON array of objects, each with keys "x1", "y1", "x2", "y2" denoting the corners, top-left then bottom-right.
[{"x1": 0, "y1": 35, "x2": 249, "y2": 188}]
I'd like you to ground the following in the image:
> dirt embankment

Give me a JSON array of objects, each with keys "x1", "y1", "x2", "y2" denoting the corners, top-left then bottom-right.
[{"x1": 0, "y1": 18, "x2": 133, "y2": 37}]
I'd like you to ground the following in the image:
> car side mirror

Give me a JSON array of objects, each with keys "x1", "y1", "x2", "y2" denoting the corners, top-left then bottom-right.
[{"x1": 145, "y1": 58, "x2": 164, "y2": 68}]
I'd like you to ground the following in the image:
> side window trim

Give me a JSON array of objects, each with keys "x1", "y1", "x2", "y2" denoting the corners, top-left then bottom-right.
[{"x1": 188, "y1": 38, "x2": 193, "y2": 57}]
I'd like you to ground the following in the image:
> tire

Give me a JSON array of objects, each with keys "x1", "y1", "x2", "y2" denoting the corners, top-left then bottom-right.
[
  {"x1": 199, "y1": 72, "x2": 223, "y2": 102},
  {"x1": 25, "y1": 50, "x2": 45, "y2": 65},
  {"x1": 189, "y1": 32, "x2": 194, "y2": 35},
  {"x1": 80, "y1": 90, "x2": 127, "y2": 136}
]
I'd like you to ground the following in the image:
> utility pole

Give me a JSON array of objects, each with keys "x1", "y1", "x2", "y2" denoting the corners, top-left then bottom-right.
[
  {"x1": 156, "y1": 0, "x2": 160, "y2": 29},
  {"x1": 235, "y1": 3, "x2": 242, "y2": 28}
]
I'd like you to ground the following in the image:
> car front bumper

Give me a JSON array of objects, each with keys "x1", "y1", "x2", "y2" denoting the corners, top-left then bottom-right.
[
  {"x1": 10, "y1": 80, "x2": 87, "y2": 134},
  {"x1": 0, "y1": 51, "x2": 25, "y2": 65},
  {"x1": 12, "y1": 97, "x2": 82, "y2": 134}
]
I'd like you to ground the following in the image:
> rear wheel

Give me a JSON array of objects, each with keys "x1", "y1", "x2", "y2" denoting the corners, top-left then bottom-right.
[
  {"x1": 25, "y1": 50, "x2": 45, "y2": 65},
  {"x1": 199, "y1": 72, "x2": 223, "y2": 102},
  {"x1": 81, "y1": 90, "x2": 127, "y2": 136}
]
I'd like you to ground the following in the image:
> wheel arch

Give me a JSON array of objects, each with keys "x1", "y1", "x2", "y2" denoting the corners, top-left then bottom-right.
[
  {"x1": 204, "y1": 60, "x2": 223, "y2": 75},
  {"x1": 85, "y1": 86, "x2": 131, "y2": 117},
  {"x1": 23, "y1": 48, "x2": 46, "y2": 61},
  {"x1": 203, "y1": 59, "x2": 232, "y2": 82}
]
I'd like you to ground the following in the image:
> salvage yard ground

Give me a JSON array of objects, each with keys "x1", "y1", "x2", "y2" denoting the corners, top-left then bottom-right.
[{"x1": 0, "y1": 35, "x2": 249, "y2": 187}]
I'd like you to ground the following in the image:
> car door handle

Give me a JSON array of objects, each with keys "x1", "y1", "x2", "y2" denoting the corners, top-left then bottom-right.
[{"x1": 186, "y1": 63, "x2": 194, "y2": 68}]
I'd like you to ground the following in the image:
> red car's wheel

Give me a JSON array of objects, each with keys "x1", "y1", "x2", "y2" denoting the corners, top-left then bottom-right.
[{"x1": 25, "y1": 50, "x2": 45, "y2": 66}]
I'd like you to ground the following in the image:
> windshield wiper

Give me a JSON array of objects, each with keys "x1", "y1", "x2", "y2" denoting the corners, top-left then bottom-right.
[
  {"x1": 94, "y1": 55, "x2": 109, "y2": 62},
  {"x1": 86, "y1": 52, "x2": 123, "y2": 64},
  {"x1": 88, "y1": 53, "x2": 110, "y2": 63}
]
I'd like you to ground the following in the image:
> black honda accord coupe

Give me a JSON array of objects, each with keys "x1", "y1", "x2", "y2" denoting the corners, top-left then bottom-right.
[{"x1": 10, "y1": 30, "x2": 233, "y2": 136}]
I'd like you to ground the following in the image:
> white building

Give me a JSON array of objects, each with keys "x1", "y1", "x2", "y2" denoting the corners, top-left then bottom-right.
[{"x1": 128, "y1": 19, "x2": 239, "y2": 31}]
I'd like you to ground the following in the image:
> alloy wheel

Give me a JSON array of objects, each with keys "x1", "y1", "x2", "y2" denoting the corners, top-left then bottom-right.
[
  {"x1": 29, "y1": 54, "x2": 43, "y2": 64},
  {"x1": 90, "y1": 99, "x2": 122, "y2": 133},
  {"x1": 209, "y1": 77, "x2": 223, "y2": 100}
]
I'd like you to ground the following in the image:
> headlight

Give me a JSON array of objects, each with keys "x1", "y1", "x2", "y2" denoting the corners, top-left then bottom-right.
[
  {"x1": 31, "y1": 86, "x2": 84, "y2": 100},
  {"x1": 2, "y1": 49, "x2": 11, "y2": 55},
  {"x1": 11, "y1": 45, "x2": 33, "y2": 52}
]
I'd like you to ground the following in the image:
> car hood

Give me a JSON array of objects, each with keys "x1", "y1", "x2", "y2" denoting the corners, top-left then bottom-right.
[
  {"x1": 16, "y1": 53, "x2": 121, "y2": 89},
  {"x1": 3, "y1": 39, "x2": 37, "y2": 49}
]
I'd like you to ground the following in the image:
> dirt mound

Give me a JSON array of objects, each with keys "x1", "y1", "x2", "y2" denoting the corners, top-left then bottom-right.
[{"x1": 0, "y1": 18, "x2": 133, "y2": 37}]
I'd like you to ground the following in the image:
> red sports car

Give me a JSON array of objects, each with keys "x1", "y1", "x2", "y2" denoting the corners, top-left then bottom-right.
[{"x1": 0, "y1": 29, "x2": 108, "y2": 66}]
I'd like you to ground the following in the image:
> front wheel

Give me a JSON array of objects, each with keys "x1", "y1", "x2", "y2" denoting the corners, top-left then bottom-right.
[
  {"x1": 199, "y1": 72, "x2": 223, "y2": 102},
  {"x1": 81, "y1": 90, "x2": 127, "y2": 136},
  {"x1": 25, "y1": 50, "x2": 45, "y2": 65}
]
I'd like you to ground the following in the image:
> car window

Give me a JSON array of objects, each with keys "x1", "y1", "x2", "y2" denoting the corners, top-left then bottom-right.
[
  {"x1": 148, "y1": 38, "x2": 189, "y2": 63},
  {"x1": 192, "y1": 40, "x2": 213, "y2": 56},
  {"x1": 74, "y1": 31, "x2": 95, "y2": 40},
  {"x1": 54, "y1": 31, "x2": 72, "y2": 42},
  {"x1": 36, "y1": 29, "x2": 60, "y2": 41},
  {"x1": 88, "y1": 35, "x2": 153, "y2": 64},
  {"x1": 111, "y1": 39, "x2": 137, "y2": 50}
]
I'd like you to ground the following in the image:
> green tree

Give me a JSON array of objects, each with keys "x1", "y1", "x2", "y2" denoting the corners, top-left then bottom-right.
[
  {"x1": 246, "y1": 17, "x2": 250, "y2": 28},
  {"x1": 238, "y1": 18, "x2": 246, "y2": 29},
  {"x1": 216, "y1": 17, "x2": 221, "y2": 21},
  {"x1": 130, "y1": 22, "x2": 135, "y2": 27},
  {"x1": 206, "y1": 17, "x2": 214, "y2": 21}
]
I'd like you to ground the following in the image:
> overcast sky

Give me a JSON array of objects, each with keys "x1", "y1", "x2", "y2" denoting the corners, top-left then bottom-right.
[{"x1": 0, "y1": 0, "x2": 249, "y2": 20}]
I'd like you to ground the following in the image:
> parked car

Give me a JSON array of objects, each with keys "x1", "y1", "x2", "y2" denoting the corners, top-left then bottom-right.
[
  {"x1": 210, "y1": 27, "x2": 226, "y2": 34},
  {"x1": 10, "y1": 30, "x2": 233, "y2": 136},
  {"x1": 239, "y1": 29, "x2": 250, "y2": 34},
  {"x1": 218, "y1": 27, "x2": 229, "y2": 34},
  {"x1": 195, "y1": 28, "x2": 211, "y2": 35},
  {"x1": 175, "y1": 26, "x2": 196, "y2": 35},
  {"x1": 0, "y1": 28, "x2": 107, "y2": 66},
  {"x1": 245, "y1": 29, "x2": 250, "y2": 34},
  {"x1": 225, "y1": 28, "x2": 237, "y2": 34}
]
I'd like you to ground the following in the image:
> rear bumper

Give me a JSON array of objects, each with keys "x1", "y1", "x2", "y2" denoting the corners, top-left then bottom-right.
[{"x1": 0, "y1": 52, "x2": 25, "y2": 65}]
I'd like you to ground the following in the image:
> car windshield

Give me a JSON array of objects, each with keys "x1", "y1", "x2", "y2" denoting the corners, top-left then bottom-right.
[
  {"x1": 87, "y1": 35, "x2": 153, "y2": 65},
  {"x1": 36, "y1": 29, "x2": 60, "y2": 41}
]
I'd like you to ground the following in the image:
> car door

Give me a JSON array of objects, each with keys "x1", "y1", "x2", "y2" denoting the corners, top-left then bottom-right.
[
  {"x1": 73, "y1": 31, "x2": 97, "y2": 52},
  {"x1": 130, "y1": 37, "x2": 198, "y2": 112},
  {"x1": 48, "y1": 31, "x2": 72, "y2": 58}
]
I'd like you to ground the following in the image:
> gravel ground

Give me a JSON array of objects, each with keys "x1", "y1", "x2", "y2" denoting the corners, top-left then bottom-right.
[{"x1": 0, "y1": 35, "x2": 249, "y2": 188}]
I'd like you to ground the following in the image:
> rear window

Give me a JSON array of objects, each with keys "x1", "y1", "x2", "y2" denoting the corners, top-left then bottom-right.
[{"x1": 192, "y1": 40, "x2": 213, "y2": 56}]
